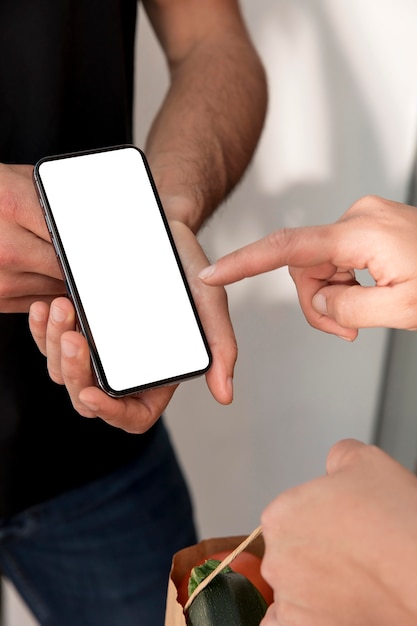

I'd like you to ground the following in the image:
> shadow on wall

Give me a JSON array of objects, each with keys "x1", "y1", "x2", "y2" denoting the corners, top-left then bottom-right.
[{"x1": 135, "y1": 1, "x2": 416, "y2": 537}]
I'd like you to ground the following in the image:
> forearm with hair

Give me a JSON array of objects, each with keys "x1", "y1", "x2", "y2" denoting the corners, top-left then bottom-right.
[{"x1": 145, "y1": 32, "x2": 267, "y2": 233}]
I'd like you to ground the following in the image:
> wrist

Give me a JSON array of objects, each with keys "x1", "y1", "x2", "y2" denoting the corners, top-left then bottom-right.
[{"x1": 146, "y1": 149, "x2": 225, "y2": 233}]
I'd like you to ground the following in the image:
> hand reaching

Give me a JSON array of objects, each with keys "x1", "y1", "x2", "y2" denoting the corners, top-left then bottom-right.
[
  {"x1": 199, "y1": 195, "x2": 417, "y2": 340},
  {"x1": 260, "y1": 438, "x2": 417, "y2": 625}
]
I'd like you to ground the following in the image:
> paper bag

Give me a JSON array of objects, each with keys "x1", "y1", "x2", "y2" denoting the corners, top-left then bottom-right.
[{"x1": 164, "y1": 534, "x2": 266, "y2": 626}]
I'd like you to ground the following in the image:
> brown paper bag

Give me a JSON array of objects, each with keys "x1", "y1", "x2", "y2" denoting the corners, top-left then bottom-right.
[{"x1": 164, "y1": 534, "x2": 266, "y2": 626}]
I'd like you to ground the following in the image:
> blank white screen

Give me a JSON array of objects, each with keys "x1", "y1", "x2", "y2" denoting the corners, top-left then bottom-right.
[{"x1": 37, "y1": 146, "x2": 210, "y2": 394}]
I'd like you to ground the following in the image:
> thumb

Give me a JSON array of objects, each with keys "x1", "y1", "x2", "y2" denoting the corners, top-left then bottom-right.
[
  {"x1": 326, "y1": 438, "x2": 367, "y2": 475},
  {"x1": 312, "y1": 283, "x2": 417, "y2": 330}
]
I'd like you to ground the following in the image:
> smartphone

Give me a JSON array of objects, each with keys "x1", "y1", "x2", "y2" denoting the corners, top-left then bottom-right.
[{"x1": 33, "y1": 144, "x2": 212, "y2": 398}]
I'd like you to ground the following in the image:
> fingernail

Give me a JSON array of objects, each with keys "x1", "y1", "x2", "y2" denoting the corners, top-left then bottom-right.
[
  {"x1": 199, "y1": 264, "x2": 216, "y2": 280},
  {"x1": 29, "y1": 304, "x2": 46, "y2": 323},
  {"x1": 312, "y1": 293, "x2": 327, "y2": 315},
  {"x1": 61, "y1": 337, "x2": 78, "y2": 358},
  {"x1": 51, "y1": 304, "x2": 67, "y2": 323}
]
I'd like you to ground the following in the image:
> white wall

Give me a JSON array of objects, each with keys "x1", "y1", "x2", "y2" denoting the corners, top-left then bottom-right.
[{"x1": 134, "y1": 0, "x2": 417, "y2": 539}]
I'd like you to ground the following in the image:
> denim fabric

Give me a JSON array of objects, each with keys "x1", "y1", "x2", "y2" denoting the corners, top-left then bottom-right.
[{"x1": 0, "y1": 420, "x2": 197, "y2": 625}]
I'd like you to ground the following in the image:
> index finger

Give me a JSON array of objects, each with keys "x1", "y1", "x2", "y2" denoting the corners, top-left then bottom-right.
[{"x1": 199, "y1": 224, "x2": 340, "y2": 285}]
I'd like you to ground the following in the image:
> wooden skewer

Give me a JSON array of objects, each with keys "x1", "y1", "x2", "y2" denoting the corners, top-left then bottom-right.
[{"x1": 183, "y1": 524, "x2": 263, "y2": 614}]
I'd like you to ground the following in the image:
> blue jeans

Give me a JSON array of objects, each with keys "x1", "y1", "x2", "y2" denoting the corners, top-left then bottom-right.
[{"x1": 0, "y1": 420, "x2": 197, "y2": 626}]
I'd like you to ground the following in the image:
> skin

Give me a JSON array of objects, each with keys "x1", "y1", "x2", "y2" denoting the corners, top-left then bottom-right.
[
  {"x1": 259, "y1": 438, "x2": 417, "y2": 626},
  {"x1": 29, "y1": 222, "x2": 235, "y2": 431},
  {"x1": 198, "y1": 195, "x2": 417, "y2": 623},
  {"x1": 19, "y1": 0, "x2": 267, "y2": 431},
  {"x1": 199, "y1": 195, "x2": 417, "y2": 340},
  {"x1": 142, "y1": 0, "x2": 267, "y2": 230},
  {"x1": 0, "y1": 163, "x2": 64, "y2": 311}
]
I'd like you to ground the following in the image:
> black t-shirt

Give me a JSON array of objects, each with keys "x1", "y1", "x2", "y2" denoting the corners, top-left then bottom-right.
[{"x1": 0, "y1": 0, "x2": 159, "y2": 518}]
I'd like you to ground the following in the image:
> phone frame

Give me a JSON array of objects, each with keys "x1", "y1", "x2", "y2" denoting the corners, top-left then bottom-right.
[{"x1": 33, "y1": 144, "x2": 212, "y2": 397}]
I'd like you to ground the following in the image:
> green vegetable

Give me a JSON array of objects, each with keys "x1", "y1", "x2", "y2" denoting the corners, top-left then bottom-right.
[{"x1": 185, "y1": 559, "x2": 268, "y2": 626}]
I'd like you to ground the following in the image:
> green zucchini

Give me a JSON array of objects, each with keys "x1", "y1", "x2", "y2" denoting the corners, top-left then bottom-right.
[{"x1": 185, "y1": 559, "x2": 268, "y2": 626}]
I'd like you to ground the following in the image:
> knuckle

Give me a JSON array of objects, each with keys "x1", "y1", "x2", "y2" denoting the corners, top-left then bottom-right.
[
  {"x1": 350, "y1": 194, "x2": 381, "y2": 212},
  {"x1": 261, "y1": 490, "x2": 291, "y2": 529},
  {"x1": 328, "y1": 287, "x2": 355, "y2": 327},
  {"x1": 47, "y1": 365, "x2": 64, "y2": 385},
  {"x1": 0, "y1": 246, "x2": 20, "y2": 272},
  {"x1": 326, "y1": 438, "x2": 366, "y2": 473},
  {"x1": 273, "y1": 599, "x2": 301, "y2": 624},
  {"x1": 0, "y1": 273, "x2": 20, "y2": 298},
  {"x1": 266, "y1": 227, "x2": 293, "y2": 250}
]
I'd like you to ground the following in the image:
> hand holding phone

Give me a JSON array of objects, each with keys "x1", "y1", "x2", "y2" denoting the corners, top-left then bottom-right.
[{"x1": 34, "y1": 145, "x2": 212, "y2": 398}]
